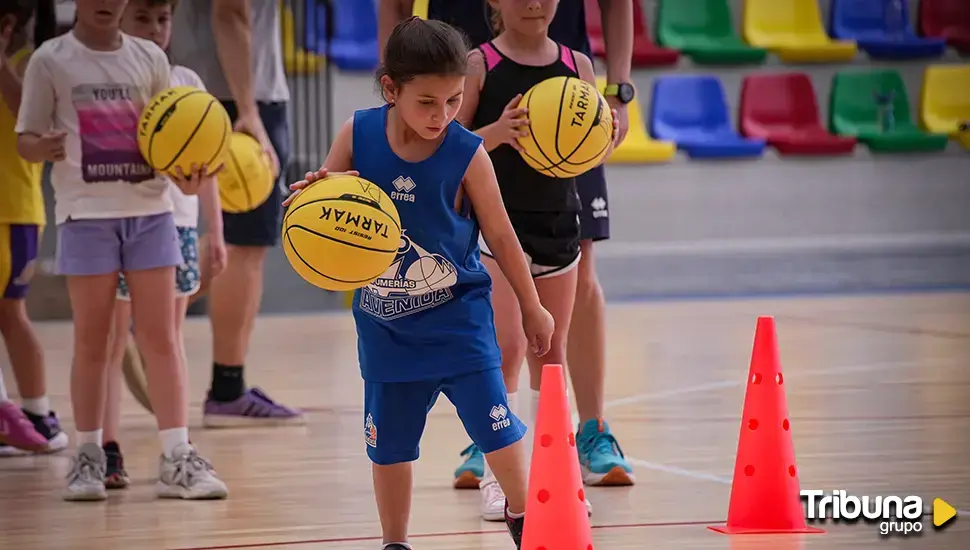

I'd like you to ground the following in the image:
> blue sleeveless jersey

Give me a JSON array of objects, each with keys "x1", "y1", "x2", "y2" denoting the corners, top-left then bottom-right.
[{"x1": 350, "y1": 105, "x2": 501, "y2": 383}]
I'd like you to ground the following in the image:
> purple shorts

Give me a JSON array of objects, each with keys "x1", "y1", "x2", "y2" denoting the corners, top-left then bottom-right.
[
  {"x1": 55, "y1": 212, "x2": 183, "y2": 276},
  {"x1": 0, "y1": 224, "x2": 40, "y2": 299}
]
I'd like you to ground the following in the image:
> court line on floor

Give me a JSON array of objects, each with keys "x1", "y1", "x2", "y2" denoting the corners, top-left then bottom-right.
[{"x1": 173, "y1": 519, "x2": 723, "y2": 550}]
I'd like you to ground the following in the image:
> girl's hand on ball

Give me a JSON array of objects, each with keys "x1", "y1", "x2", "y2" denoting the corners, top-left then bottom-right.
[
  {"x1": 171, "y1": 164, "x2": 213, "y2": 196},
  {"x1": 498, "y1": 94, "x2": 530, "y2": 152},
  {"x1": 610, "y1": 108, "x2": 620, "y2": 147},
  {"x1": 282, "y1": 167, "x2": 360, "y2": 207},
  {"x1": 521, "y1": 300, "x2": 554, "y2": 357}
]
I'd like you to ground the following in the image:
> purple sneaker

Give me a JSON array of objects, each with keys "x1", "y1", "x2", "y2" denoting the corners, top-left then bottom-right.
[
  {"x1": 202, "y1": 387, "x2": 305, "y2": 428},
  {"x1": 0, "y1": 401, "x2": 48, "y2": 453},
  {"x1": 0, "y1": 408, "x2": 70, "y2": 457}
]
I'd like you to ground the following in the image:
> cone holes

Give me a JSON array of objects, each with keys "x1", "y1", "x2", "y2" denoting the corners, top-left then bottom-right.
[
  {"x1": 540, "y1": 434, "x2": 552, "y2": 447},
  {"x1": 782, "y1": 419, "x2": 790, "y2": 431},
  {"x1": 537, "y1": 489, "x2": 550, "y2": 503},
  {"x1": 789, "y1": 465, "x2": 797, "y2": 477},
  {"x1": 578, "y1": 488, "x2": 585, "y2": 502},
  {"x1": 744, "y1": 465, "x2": 755, "y2": 476},
  {"x1": 751, "y1": 373, "x2": 762, "y2": 384},
  {"x1": 568, "y1": 432, "x2": 576, "y2": 447},
  {"x1": 776, "y1": 373, "x2": 784, "y2": 385},
  {"x1": 747, "y1": 418, "x2": 759, "y2": 430}
]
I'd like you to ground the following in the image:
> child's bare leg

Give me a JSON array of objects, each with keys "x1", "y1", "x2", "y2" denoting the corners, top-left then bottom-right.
[
  {"x1": 373, "y1": 462, "x2": 412, "y2": 544},
  {"x1": 0, "y1": 298, "x2": 46, "y2": 406},
  {"x1": 104, "y1": 299, "x2": 131, "y2": 445}
]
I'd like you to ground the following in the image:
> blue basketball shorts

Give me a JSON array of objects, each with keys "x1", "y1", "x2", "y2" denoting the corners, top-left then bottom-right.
[{"x1": 363, "y1": 367, "x2": 527, "y2": 466}]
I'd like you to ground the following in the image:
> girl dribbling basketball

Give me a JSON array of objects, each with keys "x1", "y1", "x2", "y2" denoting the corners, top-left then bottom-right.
[
  {"x1": 455, "y1": 0, "x2": 618, "y2": 520},
  {"x1": 284, "y1": 17, "x2": 553, "y2": 550},
  {"x1": 15, "y1": 0, "x2": 226, "y2": 502}
]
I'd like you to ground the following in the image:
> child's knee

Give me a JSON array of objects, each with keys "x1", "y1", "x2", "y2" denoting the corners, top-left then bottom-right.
[{"x1": 0, "y1": 299, "x2": 27, "y2": 330}]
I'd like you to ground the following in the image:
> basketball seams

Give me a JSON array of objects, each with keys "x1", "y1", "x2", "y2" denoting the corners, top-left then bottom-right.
[
  {"x1": 286, "y1": 196, "x2": 400, "y2": 251},
  {"x1": 227, "y1": 148, "x2": 254, "y2": 209},
  {"x1": 144, "y1": 89, "x2": 207, "y2": 168},
  {"x1": 205, "y1": 112, "x2": 231, "y2": 169},
  {"x1": 283, "y1": 233, "x2": 381, "y2": 286},
  {"x1": 159, "y1": 100, "x2": 217, "y2": 172}
]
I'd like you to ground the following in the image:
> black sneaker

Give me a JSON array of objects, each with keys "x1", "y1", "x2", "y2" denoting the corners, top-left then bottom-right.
[
  {"x1": 103, "y1": 441, "x2": 130, "y2": 489},
  {"x1": 504, "y1": 500, "x2": 524, "y2": 549},
  {"x1": 382, "y1": 545, "x2": 411, "y2": 550},
  {"x1": 0, "y1": 409, "x2": 69, "y2": 456}
]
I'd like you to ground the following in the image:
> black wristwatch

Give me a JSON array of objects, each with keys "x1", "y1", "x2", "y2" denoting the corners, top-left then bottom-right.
[{"x1": 603, "y1": 82, "x2": 636, "y2": 104}]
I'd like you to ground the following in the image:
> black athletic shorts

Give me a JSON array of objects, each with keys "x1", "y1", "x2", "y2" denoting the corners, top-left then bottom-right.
[
  {"x1": 480, "y1": 210, "x2": 581, "y2": 279},
  {"x1": 219, "y1": 100, "x2": 291, "y2": 247},
  {"x1": 577, "y1": 164, "x2": 609, "y2": 242}
]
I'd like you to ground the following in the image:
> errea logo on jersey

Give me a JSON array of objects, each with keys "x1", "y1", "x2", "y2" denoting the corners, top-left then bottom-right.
[
  {"x1": 391, "y1": 176, "x2": 416, "y2": 202},
  {"x1": 490, "y1": 404, "x2": 511, "y2": 431}
]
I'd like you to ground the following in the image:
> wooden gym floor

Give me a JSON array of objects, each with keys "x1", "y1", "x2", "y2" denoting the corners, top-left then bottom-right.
[{"x1": 1, "y1": 292, "x2": 968, "y2": 549}]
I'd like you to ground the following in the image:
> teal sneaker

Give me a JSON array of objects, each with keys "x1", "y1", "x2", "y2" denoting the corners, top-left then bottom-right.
[
  {"x1": 453, "y1": 443, "x2": 484, "y2": 489},
  {"x1": 576, "y1": 419, "x2": 635, "y2": 486}
]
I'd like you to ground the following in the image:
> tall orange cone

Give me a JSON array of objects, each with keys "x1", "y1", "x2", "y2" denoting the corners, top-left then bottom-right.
[
  {"x1": 521, "y1": 364, "x2": 595, "y2": 549},
  {"x1": 709, "y1": 317, "x2": 824, "y2": 535}
]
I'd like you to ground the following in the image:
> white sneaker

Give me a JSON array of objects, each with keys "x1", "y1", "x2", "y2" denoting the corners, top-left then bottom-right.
[
  {"x1": 480, "y1": 480, "x2": 507, "y2": 521},
  {"x1": 64, "y1": 443, "x2": 108, "y2": 501},
  {"x1": 155, "y1": 443, "x2": 228, "y2": 500}
]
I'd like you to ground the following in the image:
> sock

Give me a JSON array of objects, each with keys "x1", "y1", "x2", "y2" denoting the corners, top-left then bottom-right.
[
  {"x1": 158, "y1": 427, "x2": 190, "y2": 458},
  {"x1": 481, "y1": 392, "x2": 519, "y2": 486},
  {"x1": 507, "y1": 508, "x2": 525, "y2": 519},
  {"x1": 0, "y1": 374, "x2": 8, "y2": 402},
  {"x1": 76, "y1": 429, "x2": 103, "y2": 447},
  {"x1": 211, "y1": 363, "x2": 245, "y2": 402},
  {"x1": 21, "y1": 396, "x2": 50, "y2": 417}
]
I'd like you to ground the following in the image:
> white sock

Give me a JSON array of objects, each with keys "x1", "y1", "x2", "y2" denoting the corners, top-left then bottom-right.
[
  {"x1": 0, "y1": 374, "x2": 8, "y2": 402},
  {"x1": 158, "y1": 427, "x2": 190, "y2": 458},
  {"x1": 76, "y1": 429, "x2": 103, "y2": 447},
  {"x1": 21, "y1": 396, "x2": 50, "y2": 417},
  {"x1": 382, "y1": 544, "x2": 411, "y2": 550},
  {"x1": 529, "y1": 388, "x2": 540, "y2": 428},
  {"x1": 481, "y1": 392, "x2": 519, "y2": 486}
]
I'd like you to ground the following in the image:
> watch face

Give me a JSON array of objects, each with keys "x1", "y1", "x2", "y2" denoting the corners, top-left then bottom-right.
[{"x1": 618, "y1": 83, "x2": 635, "y2": 103}]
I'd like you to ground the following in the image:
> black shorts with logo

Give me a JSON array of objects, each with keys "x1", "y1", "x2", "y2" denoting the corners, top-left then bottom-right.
[{"x1": 480, "y1": 210, "x2": 581, "y2": 279}]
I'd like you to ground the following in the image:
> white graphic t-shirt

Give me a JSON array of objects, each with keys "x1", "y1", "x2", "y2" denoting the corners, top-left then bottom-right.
[
  {"x1": 16, "y1": 32, "x2": 172, "y2": 224},
  {"x1": 168, "y1": 65, "x2": 205, "y2": 229}
]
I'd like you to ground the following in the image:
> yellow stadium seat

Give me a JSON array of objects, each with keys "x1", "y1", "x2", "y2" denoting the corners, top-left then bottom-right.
[
  {"x1": 743, "y1": 0, "x2": 858, "y2": 63},
  {"x1": 596, "y1": 78, "x2": 677, "y2": 164},
  {"x1": 920, "y1": 64, "x2": 970, "y2": 149},
  {"x1": 413, "y1": 0, "x2": 429, "y2": 18},
  {"x1": 281, "y1": 1, "x2": 325, "y2": 75}
]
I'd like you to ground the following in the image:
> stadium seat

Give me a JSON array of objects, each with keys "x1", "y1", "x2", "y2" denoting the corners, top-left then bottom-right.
[
  {"x1": 585, "y1": 0, "x2": 680, "y2": 67},
  {"x1": 281, "y1": 1, "x2": 325, "y2": 75},
  {"x1": 829, "y1": 69, "x2": 949, "y2": 153},
  {"x1": 919, "y1": 0, "x2": 970, "y2": 53},
  {"x1": 656, "y1": 0, "x2": 768, "y2": 65},
  {"x1": 740, "y1": 73, "x2": 857, "y2": 156},
  {"x1": 920, "y1": 64, "x2": 970, "y2": 149},
  {"x1": 830, "y1": 0, "x2": 946, "y2": 60},
  {"x1": 305, "y1": 0, "x2": 378, "y2": 71},
  {"x1": 649, "y1": 75, "x2": 766, "y2": 159},
  {"x1": 743, "y1": 0, "x2": 858, "y2": 63},
  {"x1": 595, "y1": 78, "x2": 677, "y2": 164}
]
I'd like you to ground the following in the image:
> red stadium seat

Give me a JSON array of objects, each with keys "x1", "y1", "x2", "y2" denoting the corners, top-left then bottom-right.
[
  {"x1": 740, "y1": 73, "x2": 857, "y2": 156},
  {"x1": 919, "y1": 0, "x2": 970, "y2": 53},
  {"x1": 585, "y1": 0, "x2": 680, "y2": 67}
]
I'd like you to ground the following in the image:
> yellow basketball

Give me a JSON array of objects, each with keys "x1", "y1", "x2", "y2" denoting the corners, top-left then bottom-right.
[
  {"x1": 218, "y1": 132, "x2": 274, "y2": 213},
  {"x1": 282, "y1": 175, "x2": 402, "y2": 291},
  {"x1": 137, "y1": 86, "x2": 231, "y2": 178},
  {"x1": 516, "y1": 76, "x2": 613, "y2": 178}
]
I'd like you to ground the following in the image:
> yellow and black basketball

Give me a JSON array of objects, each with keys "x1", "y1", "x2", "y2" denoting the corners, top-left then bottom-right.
[
  {"x1": 282, "y1": 175, "x2": 402, "y2": 291},
  {"x1": 516, "y1": 76, "x2": 613, "y2": 178},
  {"x1": 219, "y1": 132, "x2": 274, "y2": 213},
  {"x1": 137, "y1": 86, "x2": 231, "y2": 178}
]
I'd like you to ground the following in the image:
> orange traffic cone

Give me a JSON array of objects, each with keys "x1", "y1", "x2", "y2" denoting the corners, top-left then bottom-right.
[
  {"x1": 521, "y1": 364, "x2": 595, "y2": 549},
  {"x1": 709, "y1": 317, "x2": 824, "y2": 535}
]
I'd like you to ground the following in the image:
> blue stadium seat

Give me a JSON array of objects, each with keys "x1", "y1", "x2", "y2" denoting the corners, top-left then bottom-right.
[
  {"x1": 830, "y1": 0, "x2": 946, "y2": 60},
  {"x1": 304, "y1": 0, "x2": 379, "y2": 71},
  {"x1": 649, "y1": 76, "x2": 766, "y2": 159}
]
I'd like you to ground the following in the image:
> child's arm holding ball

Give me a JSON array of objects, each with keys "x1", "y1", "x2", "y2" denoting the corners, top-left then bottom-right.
[
  {"x1": 574, "y1": 50, "x2": 621, "y2": 153},
  {"x1": 461, "y1": 145, "x2": 554, "y2": 356},
  {"x1": 457, "y1": 50, "x2": 528, "y2": 153},
  {"x1": 282, "y1": 118, "x2": 358, "y2": 206},
  {"x1": 199, "y1": 173, "x2": 228, "y2": 277}
]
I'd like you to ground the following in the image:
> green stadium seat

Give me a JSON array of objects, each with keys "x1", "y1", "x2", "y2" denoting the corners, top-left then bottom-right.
[{"x1": 656, "y1": 0, "x2": 767, "y2": 65}]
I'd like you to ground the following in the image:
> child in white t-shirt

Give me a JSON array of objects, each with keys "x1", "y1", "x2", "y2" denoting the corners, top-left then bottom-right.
[
  {"x1": 100, "y1": 0, "x2": 229, "y2": 490},
  {"x1": 15, "y1": 0, "x2": 227, "y2": 501}
]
